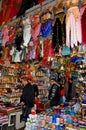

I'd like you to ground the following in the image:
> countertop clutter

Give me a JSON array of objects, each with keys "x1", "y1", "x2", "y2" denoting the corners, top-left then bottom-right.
[{"x1": 25, "y1": 101, "x2": 86, "y2": 130}]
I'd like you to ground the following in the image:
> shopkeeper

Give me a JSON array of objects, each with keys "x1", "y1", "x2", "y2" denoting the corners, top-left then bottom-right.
[{"x1": 20, "y1": 77, "x2": 35, "y2": 122}]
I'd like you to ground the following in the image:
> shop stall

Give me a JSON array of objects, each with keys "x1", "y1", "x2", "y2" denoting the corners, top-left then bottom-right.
[{"x1": 0, "y1": 0, "x2": 85, "y2": 130}]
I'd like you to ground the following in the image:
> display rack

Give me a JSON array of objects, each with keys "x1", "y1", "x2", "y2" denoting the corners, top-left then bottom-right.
[
  {"x1": 0, "y1": 64, "x2": 22, "y2": 105},
  {"x1": 35, "y1": 67, "x2": 50, "y2": 105}
]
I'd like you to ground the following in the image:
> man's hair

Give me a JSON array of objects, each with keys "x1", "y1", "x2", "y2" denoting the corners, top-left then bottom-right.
[{"x1": 21, "y1": 77, "x2": 28, "y2": 81}]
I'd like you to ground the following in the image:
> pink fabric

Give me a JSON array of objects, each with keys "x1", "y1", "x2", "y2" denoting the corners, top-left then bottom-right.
[
  {"x1": 31, "y1": 15, "x2": 40, "y2": 22},
  {"x1": 9, "y1": 26, "x2": 16, "y2": 44},
  {"x1": 31, "y1": 23, "x2": 41, "y2": 41},
  {"x1": 66, "y1": 6, "x2": 81, "y2": 48},
  {"x1": 31, "y1": 14, "x2": 41, "y2": 41},
  {"x1": 2, "y1": 26, "x2": 9, "y2": 46}
]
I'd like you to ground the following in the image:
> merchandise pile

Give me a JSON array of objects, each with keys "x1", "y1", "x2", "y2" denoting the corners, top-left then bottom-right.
[{"x1": 25, "y1": 100, "x2": 86, "y2": 130}]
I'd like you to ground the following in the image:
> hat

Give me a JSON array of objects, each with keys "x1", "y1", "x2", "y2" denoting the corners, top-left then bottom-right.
[{"x1": 50, "y1": 72, "x2": 58, "y2": 82}]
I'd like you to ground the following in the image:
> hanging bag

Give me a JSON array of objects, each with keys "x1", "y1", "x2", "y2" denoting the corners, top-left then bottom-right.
[{"x1": 62, "y1": 46, "x2": 70, "y2": 56}]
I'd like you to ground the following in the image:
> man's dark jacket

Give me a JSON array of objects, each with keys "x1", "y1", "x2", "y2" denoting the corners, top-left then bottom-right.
[
  {"x1": 20, "y1": 83, "x2": 35, "y2": 107},
  {"x1": 48, "y1": 83, "x2": 60, "y2": 107}
]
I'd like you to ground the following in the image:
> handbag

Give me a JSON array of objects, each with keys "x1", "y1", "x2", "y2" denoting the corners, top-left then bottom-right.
[{"x1": 62, "y1": 46, "x2": 70, "y2": 56}]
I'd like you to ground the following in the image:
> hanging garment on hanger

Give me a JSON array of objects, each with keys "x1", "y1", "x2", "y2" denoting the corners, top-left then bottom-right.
[
  {"x1": 9, "y1": 26, "x2": 16, "y2": 44},
  {"x1": 66, "y1": 6, "x2": 82, "y2": 48},
  {"x1": 2, "y1": 25, "x2": 9, "y2": 47},
  {"x1": 23, "y1": 15, "x2": 31, "y2": 47},
  {"x1": 31, "y1": 14, "x2": 41, "y2": 41},
  {"x1": 42, "y1": 39, "x2": 54, "y2": 67},
  {"x1": 52, "y1": 12, "x2": 66, "y2": 51},
  {"x1": 15, "y1": 25, "x2": 23, "y2": 51},
  {"x1": 40, "y1": 11, "x2": 53, "y2": 38},
  {"x1": 41, "y1": 19, "x2": 53, "y2": 38},
  {"x1": 20, "y1": 46, "x2": 27, "y2": 62},
  {"x1": 10, "y1": 46, "x2": 22, "y2": 62},
  {"x1": 29, "y1": 40, "x2": 36, "y2": 60},
  {"x1": 34, "y1": 40, "x2": 40, "y2": 59}
]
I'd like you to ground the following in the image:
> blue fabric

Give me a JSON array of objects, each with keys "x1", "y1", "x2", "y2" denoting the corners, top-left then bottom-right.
[
  {"x1": 71, "y1": 56, "x2": 84, "y2": 63},
  {"x1": 41, "y1": 19, "x2": 53, "y2": 38},
  {"x1": 75, "y1": 57, "x2": 84, "y2": 63},
  {"x1": 71, "y1": 56, "x2": 77, "y2": 63}
]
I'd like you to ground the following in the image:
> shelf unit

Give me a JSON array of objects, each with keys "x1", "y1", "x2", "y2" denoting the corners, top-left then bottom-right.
[
  {"x1": 0, "y1": 64, "x2": 22, "y2": 105},
  {"x1": 35, "y1": 68, "x2": 50, "y2": 104}
]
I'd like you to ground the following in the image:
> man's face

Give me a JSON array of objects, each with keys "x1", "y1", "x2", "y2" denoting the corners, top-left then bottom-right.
[
  {"x1": 21, "y1": 79, "x2": 27, "y2": 86},
  {"x1": 50, "y1": 79, "x2": 55, "y2": 84}
]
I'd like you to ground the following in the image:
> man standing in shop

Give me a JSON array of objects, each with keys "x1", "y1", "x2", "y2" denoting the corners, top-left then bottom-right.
[
  {"x1": 48, "y1": 73, "x2": 61, "y2": 107},
  {"x1": 20, "y1": 77, "x2": 35, "y2": 122}
]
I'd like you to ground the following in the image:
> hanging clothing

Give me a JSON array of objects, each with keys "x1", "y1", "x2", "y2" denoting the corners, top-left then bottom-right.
[
  {"x1": 10, "y1": 46, "x2": 22, "y2": 62},
  {"x1": 42, "y1": 39, "x2": 54, "y2": 67},
  {"x1": 31, "y1": 14, "x2": 41, "y2": 41},
  {"x1": 20, "y1": 46, "x2": 26, "y2": 62},
  {"x1": 14, "y1": 25, "x2": 23, "y2": 51},
  {"x1": 2, "y1": 25, "x2": 9, "y2": 46},
  {"x1": 29, "y1": 40, "x2": 36, "y2": 60},
  {"x1": 66, "y1": 6, "x2": 82, "y2": 48},
  {"x1": 40, "y1": 11, "x2": 53, "y2": 38},
  {"x1": 9, "y1": 26, "x2": 16, "y2": 44},
  {"x1": 52, "y1": 12, "x2": 66, "y2": 50},
  {"x1": 34, "y1": 40, "x2": 40, "y2": 59},
  {"x1": 80, "y1": 4, "x2": 86, "y2": 44},
  {"x1": 23, "y1": 16, "x2": 31, "y2": 47},
  {"x1": 41, "y1": 19, "x2": 53, "y2": 38},
  {"x1": 31, "y1": 22, "x2": 41, "y2": 41}
]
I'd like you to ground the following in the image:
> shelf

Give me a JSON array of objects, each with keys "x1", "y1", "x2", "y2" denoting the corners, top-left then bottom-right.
[
  {"x1": 1, "y1": 75, "x2": 18, "y2": 77},
  {"x1": 0, "y1": 84, "x2": 17, "y2": 85}
]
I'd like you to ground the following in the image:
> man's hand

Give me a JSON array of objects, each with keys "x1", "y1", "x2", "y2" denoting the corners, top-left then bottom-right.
[{"x1": 20, "y1": 102, "x2": 25, "y2": 106}]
